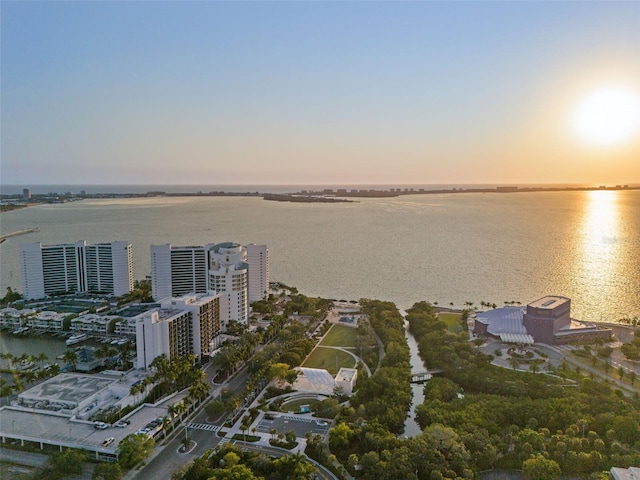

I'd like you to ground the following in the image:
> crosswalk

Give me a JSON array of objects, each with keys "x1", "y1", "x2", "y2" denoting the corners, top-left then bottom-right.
[
  {"x1": 281, "y1": 415, "x2": 314, "y2": 423},
  {"x1": 188, "y1": 423, "x2": 220, "y2": 432},
  {"x1": 554, "y1": 345, "x2": 575, "y2": 352}
]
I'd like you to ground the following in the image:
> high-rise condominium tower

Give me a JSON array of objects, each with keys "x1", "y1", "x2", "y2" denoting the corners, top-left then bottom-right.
[
  {"x1": 150, "y1": 242, "x2": 268, "y2": 327},
  {"x1": 20, "y1": 241, "x2": 133, "y2": 299},
  {"x1": 246, "y1": 243, "x2": 269, "y2": 302},
  {"x1": 208, "y1": 242, "x2": 249, "y2": 327}
]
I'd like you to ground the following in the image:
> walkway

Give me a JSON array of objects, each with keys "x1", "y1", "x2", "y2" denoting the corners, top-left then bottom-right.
[{"x1": 314, "y1": 345, "x2": 371, "y2": 376}]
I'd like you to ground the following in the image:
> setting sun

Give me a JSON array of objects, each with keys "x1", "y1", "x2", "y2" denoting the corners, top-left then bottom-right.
[{"x1": 571, "y1": 86, "x2": 640, "y2": 147}]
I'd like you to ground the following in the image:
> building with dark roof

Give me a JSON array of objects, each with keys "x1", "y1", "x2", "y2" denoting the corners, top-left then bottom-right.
[{"x1": 523, "y1": 296, "x2": 571, "y2": 344}]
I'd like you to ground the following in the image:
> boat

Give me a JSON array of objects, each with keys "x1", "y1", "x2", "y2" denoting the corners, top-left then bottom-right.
[
  {"x1": 19, "y1": 360, "x2": 35, "y2": 370},
  {"x1": 12, "y1": 327, "x2": 29, "y2": 335},
  {"x1": 66, "y1": 333, "x2": 89, "y2": 346}
]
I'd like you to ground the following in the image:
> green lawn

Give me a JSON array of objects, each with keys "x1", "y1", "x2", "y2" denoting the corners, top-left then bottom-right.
[
  {"x1": 302, "y1": 348, "x2": 355, "y2": 375},
  {"x1": 438, "y1": 312, "x2": 463, "y2": 332},
  {"x1": 320, "y1": 324, "x2": 359, "y2": 347},
  {"x1": 280, "y1": 398, "x2": 321, "y2": 412}
]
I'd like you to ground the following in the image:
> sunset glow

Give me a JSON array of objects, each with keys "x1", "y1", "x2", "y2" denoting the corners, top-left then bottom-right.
[
  {"x1": 1, "y1": 2, "x2": 639, "y2": 185},
  {"x1": 571, "y1": 86, "x2": 640, "y2": 147}
]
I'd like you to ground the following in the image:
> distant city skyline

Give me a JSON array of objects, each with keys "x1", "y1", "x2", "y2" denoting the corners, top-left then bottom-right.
[{"x1": 2, "y1": 1, "x2": 639, "y2": 185}]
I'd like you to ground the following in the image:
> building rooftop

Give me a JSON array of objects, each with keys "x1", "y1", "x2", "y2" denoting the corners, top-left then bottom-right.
[
  {"x1": 475, "y1": 306, "x2": 528, "y2": 336},
  {"x1": 611, "y1": 467, "x2": 640, "y2": 480},
  {"x1": 293, "y1": 367, "x2": 336, "y2": 395},
  {"x1": 528, "y1": 296, "x2": 570, "y2": 309},
  {"x1": 554, "y1": 319, "x2": 610, "y2": 337},
  {"x1": 18, "y1": 373, "x2": 116, "y2": 408},
  {"x1": 335, "y1": 368, "x2": 357, "y2": 382}
]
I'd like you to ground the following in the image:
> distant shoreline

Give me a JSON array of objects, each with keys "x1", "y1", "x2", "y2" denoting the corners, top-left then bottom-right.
[{"x1": 2, "y1": 184, "x2": 638, "y2": 204}]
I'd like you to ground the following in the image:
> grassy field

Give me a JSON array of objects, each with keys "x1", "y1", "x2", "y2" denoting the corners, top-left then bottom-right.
[
  {"x1": 280, "y1": 398, "x2": 321, "y2": 412},
  {"x1": 302, "y1": 348, "x2": 355, "y2": 375},
  {"x1": 438, "y1": 312, "x2": 463, "y2": 332},
  {"x1": 320, "y1": 324, "x2": 359, "y2": 347}
]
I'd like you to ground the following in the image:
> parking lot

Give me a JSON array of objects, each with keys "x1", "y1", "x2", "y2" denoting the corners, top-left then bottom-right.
[{"x1": 255, "y1": 413, "x2": 331, "y2": 438}]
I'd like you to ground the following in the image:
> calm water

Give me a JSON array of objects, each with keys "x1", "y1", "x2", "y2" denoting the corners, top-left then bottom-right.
[{"x1": 2, "y1": 190, "x2": 639, "y2": 322}]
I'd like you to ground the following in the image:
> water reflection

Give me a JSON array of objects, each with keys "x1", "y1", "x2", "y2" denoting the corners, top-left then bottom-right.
[{"x1": 578, "y1": 190, "x2": 620, "y2": 319}]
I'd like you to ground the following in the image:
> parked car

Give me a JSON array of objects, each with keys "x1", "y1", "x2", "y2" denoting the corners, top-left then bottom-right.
[
  {"x1": 102, "y1": 437, "x2": 114, "y2": 447},
  {"x1": 94, "y1": 421, "x2": 108, "y2": 430}
]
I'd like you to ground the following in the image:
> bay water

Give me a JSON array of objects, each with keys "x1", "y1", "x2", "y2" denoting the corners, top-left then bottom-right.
[{"x1": 2, "y1": 189, "x2": 638, "y2": 322}]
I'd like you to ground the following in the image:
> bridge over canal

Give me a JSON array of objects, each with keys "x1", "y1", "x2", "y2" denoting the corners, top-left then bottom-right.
[{"x1": 410, "y1": 369, "x2": 443, "y2": 383}]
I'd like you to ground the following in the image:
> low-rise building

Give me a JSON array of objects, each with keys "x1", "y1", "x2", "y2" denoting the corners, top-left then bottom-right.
[
  {"x1": 335, "y1": 368, "x2": 358, "y2": 395},
  {"x1": 27, "y1": 310, "x2": 65, "y2": 331},
  {"x1": 114, "y1": 317, "x2": 138, "y2": 336},
  {"x1": 0, "y1": 307, "x2": 36, "y2": 330},
  {"x1": 70, "y1": 314, "x2": 121, "y2": 334}
]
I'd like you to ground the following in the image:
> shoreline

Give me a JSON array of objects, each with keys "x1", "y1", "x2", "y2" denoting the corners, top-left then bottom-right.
[{"x1": 2, "y1": 184, "x2": 639, "y2": 204}]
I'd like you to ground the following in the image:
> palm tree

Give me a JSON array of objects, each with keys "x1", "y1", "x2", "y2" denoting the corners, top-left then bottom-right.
[
  {"x1": 509, "y1": 358, "x2": 519, "y2": 370},
  {"x1": 168, "y1": 403, "x2": 180, "y2": 424},
  {"x1": 47, "y1": 363, "x2": 60, "y2": 377},
  {"x1": 0, "y1": 353, "x2": 16, "y2": 370},
  {"x1": 0, "y1": 378, "x2": 15, "y2": 398},
  {"x1": 189, "y1": 381, "x2": 209, "y2": 405},
  {"x1": 218, "y1": 346, "x2": 239, "y2": 378},
  {"x1": 175, "y1": 401, "x2": 187, "y2": 420},
  {"x1": 21, "y1": 369, "x2": 37, "y2": 385},
  {"x1": 162, "y1": 416, "x2": 172, "y2": 440},
  {"x1": 35, "y1": 353, "x2": 48, "y2": 369},
  {"x1": 62, "y1": 349, "x2": 78, "y2": 372},
  {"x1": 241, "y1": 415, "x2": 251, "y2": 442}
]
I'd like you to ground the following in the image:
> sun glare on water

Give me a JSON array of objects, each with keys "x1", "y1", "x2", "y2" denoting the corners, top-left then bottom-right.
[{"x1": 571, "y1": 85, "x2": 640, "y2": 147}]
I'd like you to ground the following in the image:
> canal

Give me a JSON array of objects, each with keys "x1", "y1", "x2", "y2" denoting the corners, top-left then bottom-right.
[{"x1": 404, "y1": 319, "x2": 425, "y2": 437}]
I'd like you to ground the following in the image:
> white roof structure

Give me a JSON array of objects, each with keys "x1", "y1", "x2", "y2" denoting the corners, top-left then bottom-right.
[
  {"x1": 293, "y1": 367, "x2": 336, "y2": 395},
  {"x1": 611, "y1": 467, "x2": 640, "y2": 480},
  {"x1": 499, "y1": 332, "x2": 534, "y2": 345},
  {"x1": 475, "y1": 306, "x2": 528, "y2": 336}
]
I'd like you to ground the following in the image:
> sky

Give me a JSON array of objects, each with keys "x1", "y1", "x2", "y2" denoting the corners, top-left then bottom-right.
[{"x1": 1, "y1": 1, "x2": 639, "y2": 186}]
